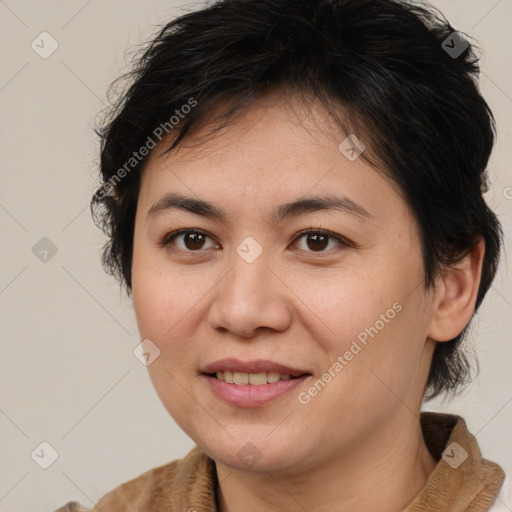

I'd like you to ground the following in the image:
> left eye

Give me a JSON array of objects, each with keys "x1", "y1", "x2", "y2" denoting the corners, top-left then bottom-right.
[{"x1": 291, "y1": 229, "x2": 348, "y2": 253}]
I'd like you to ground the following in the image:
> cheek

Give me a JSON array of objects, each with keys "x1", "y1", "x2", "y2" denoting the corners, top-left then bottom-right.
[
  {"x1": 132, "y1": 239, "x2": 180, "y2": 345},
  {"x1": 132, "y1": 268, "x2": 195, "y2": 344},
  {"x1": 287, "y1": 265, "x2": 402, "y2": 354},
  {"x1": 299, "y1": 265, "x2": 426, "y2": 391},
  {"x1": 131, "y1": 261, "x2": 200, "y2": 418},
  {"x1": 131, "y1": 244, "x2": 218, "y2": 359}
]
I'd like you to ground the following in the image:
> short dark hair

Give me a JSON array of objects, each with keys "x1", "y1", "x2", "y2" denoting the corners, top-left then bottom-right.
[{"x1": 91, "y1": 0, "x2": 503, "y2": 400}]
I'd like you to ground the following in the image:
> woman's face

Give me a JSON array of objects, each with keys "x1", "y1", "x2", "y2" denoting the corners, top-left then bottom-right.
[{"x1": 131, "y1": 94, "x2": 438, "y2": 473}]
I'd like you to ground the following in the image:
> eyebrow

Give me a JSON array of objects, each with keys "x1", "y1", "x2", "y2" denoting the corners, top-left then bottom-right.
[{"x1": 146, "y1": 192, "x2": 374, "y2": 224}]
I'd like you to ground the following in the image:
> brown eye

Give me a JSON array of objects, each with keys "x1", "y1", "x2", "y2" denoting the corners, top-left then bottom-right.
[
  {"x1": 162, "y1": 229, "x2": 218, "y2": 252},
  {"x1": 305, "y1": 233, "x2": 329, "y2": 251},
  {"x1": 292, "y1": 230, "x2": 348, "y2": 253},
  {"x1": 182, "y1": 231, "x2": 207, "y2": 250}
]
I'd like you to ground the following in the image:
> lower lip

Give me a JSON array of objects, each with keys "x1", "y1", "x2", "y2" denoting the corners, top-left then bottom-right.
[{"x1": 202, "y1": 374, "x2": 309, "y2": 407}]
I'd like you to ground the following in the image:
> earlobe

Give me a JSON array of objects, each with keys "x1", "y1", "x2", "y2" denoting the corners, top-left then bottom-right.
[{"x1": 427, "y1": 238, "x2": 485, "y2": 342}]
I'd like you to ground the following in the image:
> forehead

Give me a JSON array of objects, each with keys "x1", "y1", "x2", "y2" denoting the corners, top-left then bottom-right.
[{"x1": 137, "y1": 94, "x2": 409, "y2": 230}]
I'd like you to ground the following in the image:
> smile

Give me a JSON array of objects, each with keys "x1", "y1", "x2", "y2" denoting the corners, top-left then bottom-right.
[
  {"x1": 212, "y1": 371, "x2": 300, "y2": 385},
  {"x1": 200, "y1": 358, "x2": 312, "y2": 406}
]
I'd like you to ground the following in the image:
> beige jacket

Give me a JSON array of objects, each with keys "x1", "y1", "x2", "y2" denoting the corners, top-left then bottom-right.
[{"x1": 54, "y1": 412, "x2": 507, "y2": 511}]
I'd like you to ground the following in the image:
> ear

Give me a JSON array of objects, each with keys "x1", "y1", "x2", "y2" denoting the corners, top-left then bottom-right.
[{"x1": 427, "y1": 238, "x2": 485, "y2": 342}]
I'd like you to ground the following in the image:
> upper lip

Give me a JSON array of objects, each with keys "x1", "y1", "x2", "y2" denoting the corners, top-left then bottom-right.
[{"x1": 200, "y1": 358, "x2": 310, "y2": 377}]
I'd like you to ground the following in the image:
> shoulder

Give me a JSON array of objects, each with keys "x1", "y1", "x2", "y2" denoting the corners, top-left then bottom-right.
[
  {"x1": 52, "y1": 446, "x2": 209, "y2": 512},
  {"x1": 489, "y1": 471, "x2": 512, "y2": 511}
]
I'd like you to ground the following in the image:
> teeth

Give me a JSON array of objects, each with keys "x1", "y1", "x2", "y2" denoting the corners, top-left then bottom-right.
[
  {"x1": 234, "y1": 372, "x2": 249, "y2": 385},
  {"x1": 267, "y1": 372, "x2": 280, "y2": 383},
  {"x1": 214, "y1": 371, "x2": 296, "y2": 385},
  {"x1": 248, "y1": 373, "x2": 266, "y2": 385}
]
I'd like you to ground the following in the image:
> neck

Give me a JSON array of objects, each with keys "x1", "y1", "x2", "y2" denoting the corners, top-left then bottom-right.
[{"x1": 215, "y1": 412, "x2": 437, "y2": 512}]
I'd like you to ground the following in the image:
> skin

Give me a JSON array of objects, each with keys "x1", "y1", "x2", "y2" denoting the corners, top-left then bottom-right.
[{"x1": 131, "y1": 91, "x2": 485, "y2": 512}]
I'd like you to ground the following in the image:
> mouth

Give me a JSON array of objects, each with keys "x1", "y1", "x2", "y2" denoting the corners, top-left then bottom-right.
[
  {"x1": 199, "y1": 358, "x2": 312, "y2": 406},
  {"x1": 200, "y1": 358, "x2": 311, "y2": 384},
  {"x1": 205, "y1": 371, "x2": 307, "y2": 385}
]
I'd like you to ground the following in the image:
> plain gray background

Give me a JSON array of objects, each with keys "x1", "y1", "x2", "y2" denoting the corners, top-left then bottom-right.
[{"x1": 0, "y1": 1, "x2": 511, "y2": 510}]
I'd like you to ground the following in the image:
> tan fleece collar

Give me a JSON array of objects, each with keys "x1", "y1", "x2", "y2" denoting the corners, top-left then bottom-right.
[
  {"x1": 404, "y1": 413, "x2": 505, "y2": 511},
  {"x1": 90, "y1": 412, "x2": 504, "y2": 512}
]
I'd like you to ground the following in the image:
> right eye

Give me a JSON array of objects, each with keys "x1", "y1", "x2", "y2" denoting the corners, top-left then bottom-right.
[{"x1": 159, "y1": 229, "x2": 221, "y2": 252}]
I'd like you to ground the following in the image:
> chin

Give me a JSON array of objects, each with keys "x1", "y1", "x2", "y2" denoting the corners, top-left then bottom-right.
[{"x1": 194, "y1": 429, "x2": 307, "y2": 473}]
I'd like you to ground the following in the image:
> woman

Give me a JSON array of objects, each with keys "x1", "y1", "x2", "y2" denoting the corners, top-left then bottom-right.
[{"x1": 56, "y1": 0, "x2": 510, "y2": 510}]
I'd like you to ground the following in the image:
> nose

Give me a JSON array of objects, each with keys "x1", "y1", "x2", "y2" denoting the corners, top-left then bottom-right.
[{"x1": 207, "y1": 246, "x2": 293, "y2": 338}]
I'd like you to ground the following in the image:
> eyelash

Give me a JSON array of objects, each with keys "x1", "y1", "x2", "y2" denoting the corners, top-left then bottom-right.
[{"x1": 158, "y1": 228, "x2": 351, "y2": 255}]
